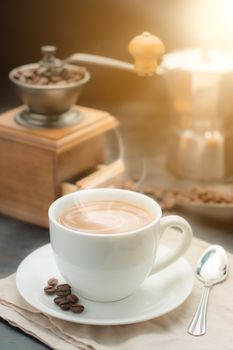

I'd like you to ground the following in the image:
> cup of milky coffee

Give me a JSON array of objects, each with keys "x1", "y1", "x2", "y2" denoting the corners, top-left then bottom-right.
[{"x1": 49, "y1": 188, "x2": 192, "y2": 302}]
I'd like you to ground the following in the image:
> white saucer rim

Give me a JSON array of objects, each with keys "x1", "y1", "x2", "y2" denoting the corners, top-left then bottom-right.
[{"x1": 16, "y1": 243, "x2": 194, "y2": 326}]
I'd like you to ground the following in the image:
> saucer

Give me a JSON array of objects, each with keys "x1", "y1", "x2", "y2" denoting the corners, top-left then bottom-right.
[{"x1": 16, "y1": 244, "x2": 193, "y2": 326}]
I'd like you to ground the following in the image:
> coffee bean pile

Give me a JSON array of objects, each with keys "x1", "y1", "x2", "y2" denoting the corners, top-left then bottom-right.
[
  {"x1": 14, "y1": 66, "x2": 87, "y2": 86},
  {"x1": 180, "y1": 186, "x2": 233, "y2": 204},
  {"x1": 122, "y1": 180, "x2": 233, "y2": 210},
  {"x1": 44, "y1": 278, "x2": 85, "y2": 313}
]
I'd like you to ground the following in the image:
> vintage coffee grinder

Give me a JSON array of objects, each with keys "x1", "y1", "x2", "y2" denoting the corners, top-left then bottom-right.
[
  {"x1": 0, "y1": 33, "x2": 165, "y2": 227},
  {"x1": 0, "y1": 47, "x2": 124, "y2": 227}
]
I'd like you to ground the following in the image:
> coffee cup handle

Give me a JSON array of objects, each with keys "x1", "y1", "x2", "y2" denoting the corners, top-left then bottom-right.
[{"x1": 149, "y1": 215, "x2": 192, "y2": 275}]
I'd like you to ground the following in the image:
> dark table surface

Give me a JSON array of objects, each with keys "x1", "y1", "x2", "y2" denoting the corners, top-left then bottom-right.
[
  {"x1": 0, "y1": 100, "x2": 233, "y2": 349},
  {"x1": 0, "y1": 215, "x2": 50, "y2": 349}
]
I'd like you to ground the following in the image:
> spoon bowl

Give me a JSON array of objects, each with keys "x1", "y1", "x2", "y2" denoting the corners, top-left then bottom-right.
[{"x1": 196, "y1": 245, "x2": 228, "y2": 286}]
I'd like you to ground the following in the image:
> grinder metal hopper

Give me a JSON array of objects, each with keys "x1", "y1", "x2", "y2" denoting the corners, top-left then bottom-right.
[{"x1": 9, "y1": 46, "x2": 90, "y2": 128}]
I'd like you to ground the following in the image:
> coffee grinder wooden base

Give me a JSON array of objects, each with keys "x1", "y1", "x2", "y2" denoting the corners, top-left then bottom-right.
[{"x1": 0, "y1": 105, "x2": 123, "y2": 227}]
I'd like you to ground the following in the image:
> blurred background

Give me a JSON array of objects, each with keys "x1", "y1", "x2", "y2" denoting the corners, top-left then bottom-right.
[{"x1": 1, "y1": 0, "x2": 233, "y2": 183}]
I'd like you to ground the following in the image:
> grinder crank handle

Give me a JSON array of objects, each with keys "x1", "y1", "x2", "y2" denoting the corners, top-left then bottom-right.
[
  {"x1": 67, "y1": 53, "x2": 135, "y2": 73},
  {"x1": 67, "y1": 32, "x2": 165, "y2": 76}
]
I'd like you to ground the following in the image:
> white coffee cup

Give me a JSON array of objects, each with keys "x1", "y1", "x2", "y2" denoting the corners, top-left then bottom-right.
[{"x1": 49, "y1": 188, "x2": 192, "y2": 302}]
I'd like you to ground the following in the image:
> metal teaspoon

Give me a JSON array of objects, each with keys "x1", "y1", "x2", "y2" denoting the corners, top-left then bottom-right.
[{"x1": 187, "y1": 245, "x2": 228, "y2": 336}]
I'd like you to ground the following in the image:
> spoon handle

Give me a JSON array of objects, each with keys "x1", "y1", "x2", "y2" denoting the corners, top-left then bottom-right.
[{"x1": 187, "y1": 285, "x2": 211, "y2": 336}]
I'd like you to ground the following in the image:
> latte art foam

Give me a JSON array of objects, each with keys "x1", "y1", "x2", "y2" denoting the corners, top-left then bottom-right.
[{"x1": 58, "y1": 201, "x2": 153, "y2": 234}]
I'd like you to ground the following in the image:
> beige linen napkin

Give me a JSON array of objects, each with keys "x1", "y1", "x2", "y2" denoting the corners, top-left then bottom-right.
[{"x1": 0, "y1": 235, "x2": 233, "y2": 350}]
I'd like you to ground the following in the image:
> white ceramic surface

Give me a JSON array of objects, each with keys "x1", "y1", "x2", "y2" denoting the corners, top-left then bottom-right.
[
  {"x1": 48, "y1": 188, "x2": 193, "y2": 302},
  {"x1": 16, "y1": 243, "x2": 194, "y2": 326}
]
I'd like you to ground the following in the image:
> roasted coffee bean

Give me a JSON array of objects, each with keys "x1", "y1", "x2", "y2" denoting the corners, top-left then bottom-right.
[
  {"x1": 56, "y1": 284, "x2": 71, "y2": 291},
  {"x1": 162, "y1": 193, "x2": 176, "y2": 210},
  {"x1": 54, "y1": 79, "x2": 67, "y2": 85},
  {"x1": 200, "y1": 194, "x2": 212, "y2": 203},
  {"x1": 59, "y1": 303, "x2": 72, "y2": 311},
  {"x1": 19, "y1": 76, "x2": 27, "y2": 83},
  {"x1": 123, "y1": 180, "x2": 135, "y2": 190},
  {"x1": 54, "y1": 296, "x2": 66, "y2": 305},
  {"x1": 59, "y1": 298, "x2": 72, "y2": 306},
  {"x1": 212, "y1": 192, "x2": 223, "y2": 203},
  {"x1": 23, "y1": 69, "x2": 34, "y2": 78},
  {"x1": 50, "y1": 75, "x2": 62, "y2": 83},
  {"x1": 33, "y1": 75, "x2": 42, "y2": 84},
  {"x1": 66, "y1": 294, "x2": 79, "y2": 304},
  {"x1": 153, "y1": 187, "x2": 164, "y2": 200},
  {"x1": 143, "y1": 187, "x2": 154, "y2": 195},
  {"x1": 38, "y1": 77, "x2": 49, "y2": 85},
  {"x1": 223, "y1": 194, "x2": 233, "y2": 204},
  {"x1": 70, "y1": 304, "x2": 85, "y2": 313},
  {"x1": 55, "y1": 290, "x2": 71, "y2": 297},
  {"x1": 44, "y1": 285, "x2": 57, "y2": 295},
  {"x1": 48, "y1": 278, "x2": 58, "y2": 287},
  {"x1": 160, "y1": 202, "x2": 166, "y2": 210},
  {"x1": 175, "y1": 193, "x2": 189, "y2": 203},
  {"x1": 191, "y1": 195, "x2": 200, "y2": 203}
]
